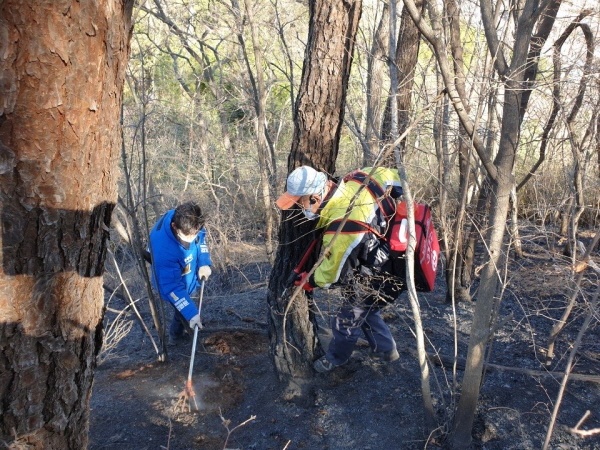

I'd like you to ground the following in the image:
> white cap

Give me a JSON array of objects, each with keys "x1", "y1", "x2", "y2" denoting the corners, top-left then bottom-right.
[{"x1": 275, "y1": 166, "x2": 327, "y2": 210}]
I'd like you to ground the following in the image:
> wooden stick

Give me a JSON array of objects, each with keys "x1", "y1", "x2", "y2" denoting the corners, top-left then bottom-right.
[
  {"x1": 419, "y1": 350, "x2": 600, "y2": 384},
  {"x1": 567, "y1": 411, "x2": 600, "y2": 437}
]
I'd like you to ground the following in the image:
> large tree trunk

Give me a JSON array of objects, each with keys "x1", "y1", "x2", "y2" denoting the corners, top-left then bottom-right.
[
  {"x1": 267, "y1": 0, "x2": 362, "y2": 385},
  {"x1": 0, "y1": 1, "x2": 133, "y2": 448}
]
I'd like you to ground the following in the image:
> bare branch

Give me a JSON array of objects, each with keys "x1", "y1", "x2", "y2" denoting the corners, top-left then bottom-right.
[
  {"x1": 401, "y1": 0, "x2": 498, "y2": 180},
  {"x1": 568, "y1": 411, "x2": 600, "y2": 438}
]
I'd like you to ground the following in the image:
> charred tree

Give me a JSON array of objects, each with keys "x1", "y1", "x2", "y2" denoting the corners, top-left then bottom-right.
[
  {"x1": 0, "y1": 1, "x2": 134, "y2": 448},
  {"x1": 267, "y1": 0, "x2": 362, "y2": 384}
]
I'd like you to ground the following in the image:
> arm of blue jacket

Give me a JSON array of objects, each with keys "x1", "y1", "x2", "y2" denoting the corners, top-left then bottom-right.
[
  {"x1": 152, "y1": 251, "x2": 199, "y2": 321},
  {"x1": 196, "y1": 228, "x2": 212, "y2": 267}
]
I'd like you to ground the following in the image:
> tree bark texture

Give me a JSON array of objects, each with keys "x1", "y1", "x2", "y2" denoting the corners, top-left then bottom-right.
[
  {"x1": 0, "y1": 1, "x2": 133, "y2": 448},
  {"x1": 394, "y1": 0, "x2": 423, "y2": 121},
  {"x1": 383, "y1": 0, "x2": 423, "y2": 165},
  {"x1": 268, "y1": 0, "x2": 362, "y2": 380},
  {"x1": 288, "y1": 0, "x2": 362, "y2": 172}
]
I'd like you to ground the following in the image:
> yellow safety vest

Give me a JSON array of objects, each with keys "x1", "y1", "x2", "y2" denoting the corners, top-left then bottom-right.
[{"x1": 313, "y1": 167, "x2": 401, "y2": 288}]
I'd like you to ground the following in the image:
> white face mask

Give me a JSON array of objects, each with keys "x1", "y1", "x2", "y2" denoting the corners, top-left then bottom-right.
[{"x1": 177, "y1": 231, "x2": 197, "y2": 243}]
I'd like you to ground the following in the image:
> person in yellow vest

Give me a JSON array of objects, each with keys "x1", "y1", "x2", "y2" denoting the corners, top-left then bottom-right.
[{"x1": 276, "y1": 165, "x2": 405, "y2": 372}]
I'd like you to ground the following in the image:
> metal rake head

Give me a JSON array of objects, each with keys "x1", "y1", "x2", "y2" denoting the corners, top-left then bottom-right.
[{"x1": 175, "y1": 379, "x2": 198, "y2": 413}]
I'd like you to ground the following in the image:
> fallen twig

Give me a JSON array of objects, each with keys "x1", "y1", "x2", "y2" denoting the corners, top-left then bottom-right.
[
  {"x1": 418, "y1": 350, "x2": 600, "y2": 384},
  {"x1": 543, "y1": 285, "x2": 599, "y2": 450},
  {"x1": 567, "y1": 411, "x2": 600, "y2": 438},
  {"x1": 109, "y1": 251, "x2": 162, "y2": 358},
  {"x1": 219, "y1": 409, "x2": 256, "y2": 450}
]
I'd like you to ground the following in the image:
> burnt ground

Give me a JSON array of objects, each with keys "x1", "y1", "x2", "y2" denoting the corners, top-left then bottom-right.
[{"x1": 90, "y1": 228, "x2": 600, "y2": 450}]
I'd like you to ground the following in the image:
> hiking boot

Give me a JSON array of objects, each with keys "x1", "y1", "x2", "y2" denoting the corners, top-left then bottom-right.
[
  {"x1": 313, "y1": 357, "x2": 336, "y2": 373},
  {"x1": 373, "y1": 348, "x2": 399, "y2": 362}
]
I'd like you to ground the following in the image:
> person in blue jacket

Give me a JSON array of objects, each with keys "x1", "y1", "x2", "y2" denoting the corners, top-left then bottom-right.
[{"x1": 149, "y1": 201, "x2": 212, "y2": 342}]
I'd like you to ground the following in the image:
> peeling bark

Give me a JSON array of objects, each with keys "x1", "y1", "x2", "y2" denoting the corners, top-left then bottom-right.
[{"x1": 0, "y1": 1, "x2": 133, "y2": 448}]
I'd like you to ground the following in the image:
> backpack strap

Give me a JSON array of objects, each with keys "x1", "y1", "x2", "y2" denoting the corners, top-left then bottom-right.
[
  {"x1": 324, "y1": 219, "x2": 383, "y2": 239},
  {"x1": 343, "y1": 170, "x2": 397, "y2": 220},
  {"x1": 295, "y1": 238, "x2": 319, "y2": 273},
  {"x1": 286, "y1": 234, "x2": 322, "y2": 287}
]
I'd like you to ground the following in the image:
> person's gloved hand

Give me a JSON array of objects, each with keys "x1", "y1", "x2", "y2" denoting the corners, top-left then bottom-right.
[
  {"x1": 294, "y1": 271, "x2": 314, "y2": 292},
  {"x1": 189, "y1": 314, "x2": 202, "y2": 330},
  {"x1": 197, "y1": 265, "x2": 212, "y2": 280}
]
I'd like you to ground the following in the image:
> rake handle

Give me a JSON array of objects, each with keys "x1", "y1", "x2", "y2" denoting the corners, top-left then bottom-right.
[{"x1": 187, "y1": 279, "x2": 205, "y2": 383}]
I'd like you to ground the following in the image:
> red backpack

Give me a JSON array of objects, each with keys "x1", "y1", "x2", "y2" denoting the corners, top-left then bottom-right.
[{"x1": 386, "y1": 201, "x2": 440, "y2": 292}]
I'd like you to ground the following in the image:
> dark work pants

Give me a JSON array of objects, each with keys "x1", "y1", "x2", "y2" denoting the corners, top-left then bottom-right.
[
  {"x1": 325, "y1": 304, "x2": 396, "y2": 366},
  {"x1": 324, "y1": 268, "x2": 403, "y2": 366}
]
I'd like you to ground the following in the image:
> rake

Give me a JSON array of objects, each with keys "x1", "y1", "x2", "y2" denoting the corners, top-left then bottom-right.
[{"x1": 176, "y1": 279, "x2": 205, "y2": 412}]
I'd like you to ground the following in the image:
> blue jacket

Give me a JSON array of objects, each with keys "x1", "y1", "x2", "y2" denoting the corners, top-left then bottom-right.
[{"x1": 148, "y1": 209, "x2": 212, "y2": 321}]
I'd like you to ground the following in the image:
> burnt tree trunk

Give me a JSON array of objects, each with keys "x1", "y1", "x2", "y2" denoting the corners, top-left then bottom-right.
[
  {"x1": 0, "y1": 1, "x2": 133, "y2": 448},
  {"x1": 267, "y1": 0, "x2": 362, "y2": 382}
]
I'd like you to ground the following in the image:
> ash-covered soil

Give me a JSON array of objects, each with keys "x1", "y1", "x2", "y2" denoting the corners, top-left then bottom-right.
[{"x1": 90, "y1": 230, "x2": 600, "y2": 450}]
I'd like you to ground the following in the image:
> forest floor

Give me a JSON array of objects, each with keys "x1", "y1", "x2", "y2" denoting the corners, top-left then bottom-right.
[{"x1": 90, "y1": 227, "x2": 600, "y2": 450}]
